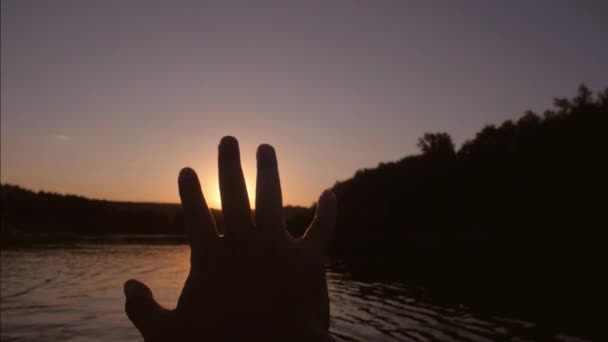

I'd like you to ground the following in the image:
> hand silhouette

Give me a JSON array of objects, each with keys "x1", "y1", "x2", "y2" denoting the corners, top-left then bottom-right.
[{"x1": 123, "y1": 136, "x2": 336, "y2": 341}]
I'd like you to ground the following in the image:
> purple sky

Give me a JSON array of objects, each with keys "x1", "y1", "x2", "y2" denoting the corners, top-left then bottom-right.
[{"x1": 1, "y1": 0, "x2": 607, "y2": 207}]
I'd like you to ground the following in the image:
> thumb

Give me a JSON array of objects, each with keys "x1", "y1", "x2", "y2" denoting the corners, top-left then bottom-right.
[
  {"x1": 302, "y1": 190, "x2": 337, "y2": 254},
  {"x1": 124, "y1": 279, "x2": 174, "y2": 339}
]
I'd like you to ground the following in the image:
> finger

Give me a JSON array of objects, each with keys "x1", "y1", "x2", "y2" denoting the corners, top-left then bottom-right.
[
  {"x1": 255, "y1": 144, "x2": 286, "y2": 241},
  {"x1": 301, "y1": 190, "x2": 337, "y2": 254},
  {"x1": 218, "y1": 136, "x2": 253, "y2": 238},
  {"x1": 178, "y1": 167, "x2": 217, "y2": 259},
  {"x1": 124, "y1": 279, "x2": 175, "y2": 339}
]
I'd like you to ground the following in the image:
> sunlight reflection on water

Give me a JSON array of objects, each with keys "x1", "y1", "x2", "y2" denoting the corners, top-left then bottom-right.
[{"x1": 0, "y1": 244, "x2": 587, "y2": 341}]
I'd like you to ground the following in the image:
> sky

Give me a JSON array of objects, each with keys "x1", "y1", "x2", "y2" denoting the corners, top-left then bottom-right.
[{"x1": 1, "y1": 0, "x2": 607, "y2": 208}]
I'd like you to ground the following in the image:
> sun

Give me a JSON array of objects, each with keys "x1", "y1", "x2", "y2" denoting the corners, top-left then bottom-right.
[
  {"x1": 207, "y1": 185, "x2": 222, "y2": 210},
  {"x1": 205, "y1": 172, "x2": 256, "y2": 210}
]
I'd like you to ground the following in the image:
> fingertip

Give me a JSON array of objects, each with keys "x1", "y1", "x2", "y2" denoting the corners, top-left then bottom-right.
[
  {"x1": 319, "y1": 190, "x2": 336, "y2": 204},
  {"x1": 317, "y1": 190, "x2": 337, "y2": 216},
  {"x1": 219, "y1": 135, "x2": 239, "y2": 150},
  {"x1": 179, "y1": 167, "x2": 196, "y2": 179},
  {"x1": 178, "y1": 167, "x2": 199, "y2": 186},
  {"x1": 220, "y1": 135, "x2": 238, "y2": 145},
  {"x1": 256, "y1": 144, "x2": 275, "y2": 158},
  {"x1": 256, "y1": 144, "x2": 277, "y2": 168},
  {"x1": 124, "y1": 279, "x2": 139, "y2": 297},
  {"x1": 219, "y1": 136, "x2": 241, "y2": 164},
  {"x1": 124, "y1": 279, "x2": 151, "y2": 299},
  {"x1": 178, "y1": 167, "x2": 203, "y2": 201},
  {"x1": 124, "y1": 279, "x2": 164, "y2": 331}
]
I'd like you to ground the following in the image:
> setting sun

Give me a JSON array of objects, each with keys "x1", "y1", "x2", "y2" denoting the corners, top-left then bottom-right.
[{"x1": 204, "y1": 170, "x2": 256, "y2": 210}]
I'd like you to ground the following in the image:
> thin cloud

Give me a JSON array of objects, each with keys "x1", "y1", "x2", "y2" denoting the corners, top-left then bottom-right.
[{"x1": 53, "y1": 134, "x2": 71, "y2": 141}]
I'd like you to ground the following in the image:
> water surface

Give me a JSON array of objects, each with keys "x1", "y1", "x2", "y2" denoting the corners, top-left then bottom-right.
[{"x1": 0, "y1": 244, "x2": 587, "y2": 341}]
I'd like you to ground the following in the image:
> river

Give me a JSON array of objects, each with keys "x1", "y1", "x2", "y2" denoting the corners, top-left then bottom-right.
[{"x1": 0, "y1": 244, "x2": 588, "y2": 341}]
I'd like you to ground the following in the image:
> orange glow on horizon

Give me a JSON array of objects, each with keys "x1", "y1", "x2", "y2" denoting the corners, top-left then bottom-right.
[{"x1": 204, "y1": 172, "x2": 256, "y2": 210}]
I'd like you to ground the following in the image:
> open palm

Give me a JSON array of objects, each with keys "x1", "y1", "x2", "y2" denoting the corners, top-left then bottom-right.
[{"x1": 124, "y1": 136, "x2": 336, "y2": 341}]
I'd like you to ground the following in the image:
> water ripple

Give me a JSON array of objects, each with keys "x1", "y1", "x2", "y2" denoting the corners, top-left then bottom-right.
[{"x1": 0, "y1": 245, "x2": 591, "y2": 342}]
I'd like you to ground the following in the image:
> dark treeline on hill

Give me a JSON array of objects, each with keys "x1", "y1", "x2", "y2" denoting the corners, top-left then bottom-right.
[
  {"x1": 0, "y1": 185, "x2": 311, "y2": 241},
  {"x1": 329, "y1": 84, "x2": 607, "y2": 337},
  {"x1": 1, "y1": 187, "x2": 184, "y2": 237}
]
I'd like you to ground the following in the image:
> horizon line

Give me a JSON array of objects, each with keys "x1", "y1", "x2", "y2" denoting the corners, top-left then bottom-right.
[{"x1": 0, "y1": 182, "x2": 314, "y2": 209}]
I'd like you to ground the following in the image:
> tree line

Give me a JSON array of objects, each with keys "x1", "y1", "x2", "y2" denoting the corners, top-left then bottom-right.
[
  {"x1": 328, "y1": 84, "x2": 606, "y2": 338},
  {"x1": 0, "y1": 185, "x2": 311, "y2": 240}
]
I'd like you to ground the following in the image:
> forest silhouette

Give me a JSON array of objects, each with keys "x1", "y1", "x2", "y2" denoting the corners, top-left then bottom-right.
[
  {"x1": 329, "y1": 84, "x2": 606, "y2": 337},
  {"x1": 1, "y1": 84, "x2": 606, "y2": 338}
]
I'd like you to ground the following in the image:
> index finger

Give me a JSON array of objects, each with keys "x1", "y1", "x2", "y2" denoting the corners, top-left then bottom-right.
[{"x1": 178, "y1": 167, "x2": 218, "y2": 260}]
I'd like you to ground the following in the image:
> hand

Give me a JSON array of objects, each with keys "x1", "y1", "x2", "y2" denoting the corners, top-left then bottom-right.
[{"x1": 123, "y1": 136, "x2": 337, "y2": 341}]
